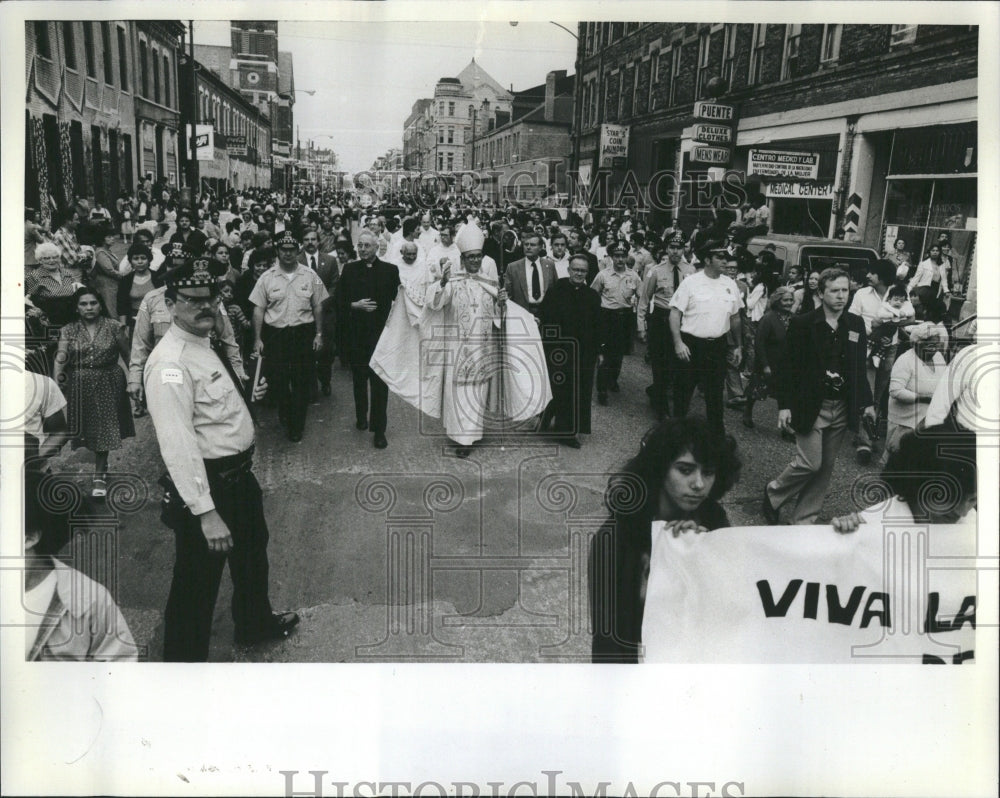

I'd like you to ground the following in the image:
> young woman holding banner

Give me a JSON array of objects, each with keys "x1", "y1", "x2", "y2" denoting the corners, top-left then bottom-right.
[{"x1": 588, "y1": 417, "x2": 742, "y2": 663}]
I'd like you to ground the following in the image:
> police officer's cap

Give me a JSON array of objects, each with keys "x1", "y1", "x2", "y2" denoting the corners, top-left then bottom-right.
[
  {"x1": 666, "y1": 232, "x2": 686, "y2": 248},
  {"x1": 164, "y1": 257, "x2": 225, "y2": 291},
  {"x1": 276, "y1": 230, "x2": 300, "y2": 250},
  {"x1": 695, "y1": 239, "x2": 728, "y2": 262},
  {"x1": 162, "y1": 242, "x2": 189, "y2": 261},
  {"x1": 608, "y1": 241, "x2": 629, "y2": 256}
]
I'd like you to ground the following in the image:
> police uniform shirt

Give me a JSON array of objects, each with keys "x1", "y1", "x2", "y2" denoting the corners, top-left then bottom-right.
[
  {"x1": 590, "y1": 268, "x2": 642, "y2": 310},
  {"x1": 668, "y1": 270, "x2": 743, "y2": 339},
  {"x1": 144, "y1": 325, "x2": 255, "y2": 515},
  {"x1": 640, "y1": 260, "x2": 695, "y2": 316},
  {"x1": 249, "y1": 263, "x2": 329, "y2": 327}
]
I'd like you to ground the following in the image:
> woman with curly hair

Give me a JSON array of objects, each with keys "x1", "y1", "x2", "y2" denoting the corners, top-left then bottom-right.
[{"x1": 589, "y1": 416, "x2": 742, "y2": 663}]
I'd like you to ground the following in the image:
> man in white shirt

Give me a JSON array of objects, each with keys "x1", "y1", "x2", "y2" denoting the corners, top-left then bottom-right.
[
  {"x1": 669, "y1": 242, "x2": 744, "y2": 434},
  {"x1": 417, "y1": 213, "x2": 440, "y2": 252},
  {"x1": 549, "y1": 231, "x2": 571, "y2": 279},
  {"x1": 847, "y1": 259, "x2": 912, "y2": 463}
]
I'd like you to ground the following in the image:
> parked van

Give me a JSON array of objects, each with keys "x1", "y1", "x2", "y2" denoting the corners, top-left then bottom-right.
[{"x1": 745, "y1": 234, "x2": 880, "y2": 283}]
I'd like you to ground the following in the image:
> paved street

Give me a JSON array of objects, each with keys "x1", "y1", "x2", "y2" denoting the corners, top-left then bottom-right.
[{"x1": 48, "y1": 304, "x2": 883, "y2": 663}]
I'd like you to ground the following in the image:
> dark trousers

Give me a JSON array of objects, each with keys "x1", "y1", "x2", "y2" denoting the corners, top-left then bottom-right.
[
  {"x1": 315, "y1": 343, "x2": 334, "y2": 390},
  {"x1": 351, "y1": 364, "x2": 389, "y2": 434},
  {"x1": 596, "y1": 308, "x2": 633, "y2": 394},
  {"x1": 546, "y1": 351, "x2": 597, "y2": 435},
  {"x1": 673, "y1": 332, "x2": 728, "y2": 433},
  {"x1": 647, "y1": 307, "x2": 674, "y2": 416},
  {"x1": 163, "y1": 455, "x2": 273, "y2": 662},
  {"x1": 261, "y1": 322, "x2": 315, "y2": 436}
]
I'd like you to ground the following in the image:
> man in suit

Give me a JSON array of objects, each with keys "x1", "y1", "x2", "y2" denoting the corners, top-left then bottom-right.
[
  {"x1": 763, "y1": 267, "x2": 875, "y2": 525},
  {"x1": 336, "y1": 230, "x2": 400, "y2": 449},
  {"x1": 298, "y1": 229, "x2": 340, "y2": 397},
  {"x1": 538, "y1": 254, "x2": 602, "y2": 448},
  {"x1": 503, "y1": 231, "x2": 558, "y2": 321}
]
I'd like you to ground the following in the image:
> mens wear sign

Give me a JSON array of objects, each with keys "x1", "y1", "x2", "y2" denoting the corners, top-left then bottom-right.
[
  {"x1": 690, "y1": 145, "x2": 732, "y2": 165},
  {"x1": 599, "y1": 124, "x2": 630, "y2": 168},
  {"x1": 749, "y1": 149, "x2": 821, "y2": 179},
  {"x1": 641, "y1": 513, "x2": 977, "y2": 664}
]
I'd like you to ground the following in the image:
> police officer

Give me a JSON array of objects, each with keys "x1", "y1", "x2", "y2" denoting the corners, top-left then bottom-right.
[
  {"x1": 669, "y1": 241, "x2": 744, "y2": 433},
  {"x1": 250, "y1": 230, "x2": 328, "y2": 442},
  {"x1": 127, "y1": 244, "x2": 246, "y2": 411},
  {"x1": 145, "y1": 258, "x2": 299, "y2": 662},
  {"x1": 591, "y1": 241, "x2": 642, "y2": 405},
  {"x1": 638, "y1": 231, "x2": 695, "y2": 419}
]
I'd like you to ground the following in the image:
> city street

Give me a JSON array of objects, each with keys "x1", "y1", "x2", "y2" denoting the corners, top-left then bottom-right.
[{"x1": 47, "y1": 301, "x2": 883, "y2": 663}]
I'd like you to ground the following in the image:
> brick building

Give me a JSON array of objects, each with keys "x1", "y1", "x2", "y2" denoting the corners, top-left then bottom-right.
[
  {"x1": 25, "y1": 21, "x2": 146, "y2": 225},
  {"x1": 401, "y1": 60, "x2": 513, "y2": 175},
  {"x1": 132, "y1": 22, "x2": 185, "y2": 190},
  {"x1": 573, "y1": 22, "x2": 977, "y2": 287},
  {"x1": 470, "y1": 70, "x2": 575, "y2": 203},
  {"x1": 178, "y1": 52, "x2": 272, "y2": 194}
]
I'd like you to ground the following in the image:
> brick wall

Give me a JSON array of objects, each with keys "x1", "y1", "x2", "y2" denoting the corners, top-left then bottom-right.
[{"x1": 575, "y1": 23, "x2": 977, "y2": 140}]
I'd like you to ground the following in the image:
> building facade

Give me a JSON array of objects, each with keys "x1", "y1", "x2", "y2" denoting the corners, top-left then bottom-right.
[
  {"x1": 573, "y1": 22, "x2": 977, "y2": 288},
  {"x1": 470, "y1": 71, "x2": 575, "y2": 203},
  {"x1": 25, "y1": 20, "x2": 172, "y2": 225},
  {"x1": 131, "y1": 22, "x2": 185, "y2": 190},
  {"x1": 179, "y1": 53, "x2": 272, "y2": 195},
  {"x1": 401, "y1": 60, "x2": 513, "y2": 175}
]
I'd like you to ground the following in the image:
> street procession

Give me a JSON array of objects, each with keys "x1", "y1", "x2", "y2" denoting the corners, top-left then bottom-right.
[{"x1": 10, "y1": 17, "x2": 991, "y2": 673}]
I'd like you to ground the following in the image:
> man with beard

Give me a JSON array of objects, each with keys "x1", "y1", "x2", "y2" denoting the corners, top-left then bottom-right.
[
  {"x1": 168, "y1": 208, "x2": 208, "y2": 256},
  {"x1": 537, "y1": 254, "x2": 601, "y2": 448}
]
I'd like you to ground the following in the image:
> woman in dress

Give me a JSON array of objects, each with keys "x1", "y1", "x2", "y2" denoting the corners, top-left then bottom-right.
[
  {"x1": 589, "y1": 417, "x2": 742, "y2": 663},
  {"x1": 52, "y1": 288, "x2": 135, "y2": 498},
  {"x1": 90, "y1": 223, "x2": 123, "y2": 318},
  {"x1": 887, "y1": 237, "x2": 912, "y2": 282},
  {"x1": 742, "y1": 286, "x2": 796, "y2": 437}
]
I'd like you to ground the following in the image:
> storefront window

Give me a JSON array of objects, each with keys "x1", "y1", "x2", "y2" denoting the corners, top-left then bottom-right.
[{"x1": 883, "y1": 177, "x2": 976, "y2": 292}]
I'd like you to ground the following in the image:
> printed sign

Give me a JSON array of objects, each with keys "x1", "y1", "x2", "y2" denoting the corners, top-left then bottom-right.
[
  {"x1": 749, "y1": 149, "x2": 821, "y2": 179},
  {"x1": 694, "y1": 101, "x2": 735, "y2": 122},
  {"x1": 599, "y1": 124, "x2": 630, "y2": 167},
  {"x1": 642, "y1": 516, "x2": 977, "y2": 664},
  {"x1": 690, "y1": 145, "x2": 732, "y2": 165},
  {"x1": 185, "y1": 124, "x2": 214, "y2": 162},
  {"x1": 227, "y1": 134, "x2": 248, "y2": 156},
  {"x1": 765, "y1": 181, "x2": 835, "y2": 199},
  {"x1": 693, "y1": 124, "x2": 733, "y2": 145}
]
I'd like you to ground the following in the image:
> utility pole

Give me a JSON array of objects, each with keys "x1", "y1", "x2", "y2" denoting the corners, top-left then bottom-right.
[{"x1": 187, "y1": 20, "x2": 199, "y2": 204}]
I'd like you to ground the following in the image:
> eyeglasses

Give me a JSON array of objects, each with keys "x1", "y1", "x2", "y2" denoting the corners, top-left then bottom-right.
[{"x1": 174, "y1": 293, "x2": 222, "y2": 308}]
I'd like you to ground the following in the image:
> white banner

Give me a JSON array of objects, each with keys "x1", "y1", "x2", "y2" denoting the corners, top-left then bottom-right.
[
  {"x1": 642, "y1": 510, "x2": 977, "y2": 664},
  {"x1": 185, "y1": 124, "x2": 214, "y2": 162}
]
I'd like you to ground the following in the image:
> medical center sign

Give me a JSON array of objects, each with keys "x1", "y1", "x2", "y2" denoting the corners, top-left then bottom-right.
[{"x1": 599, "y1": 124, "x2": 630, "y2": 168}]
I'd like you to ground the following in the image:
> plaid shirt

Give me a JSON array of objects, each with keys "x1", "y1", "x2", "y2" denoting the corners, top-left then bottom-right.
[{"x1": 51, "y1": 227, "x2": 87, "y2": 282}]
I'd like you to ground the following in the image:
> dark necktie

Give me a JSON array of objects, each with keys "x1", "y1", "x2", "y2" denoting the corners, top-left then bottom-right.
[
  {"x1": 673, "y1": 264, "x2": 680, "y2": 290},
  {"x1": 310, "y1": 254, "x2": 316, "y2": 271},
  {"x1": 530, "y1": 260, "x2": 540, "y2": 301},
  {"x1": 210, "y1": 335, "x2": 256, "y2": 423}
]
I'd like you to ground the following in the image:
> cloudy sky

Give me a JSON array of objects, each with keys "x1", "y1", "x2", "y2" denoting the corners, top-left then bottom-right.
[{"x1": 193, "y1": 20, "x2": 578, "y2": 173}]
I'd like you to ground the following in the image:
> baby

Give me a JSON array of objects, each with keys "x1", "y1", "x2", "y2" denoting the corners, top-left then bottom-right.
[{"x1": 871, "y1": 284, "x2": 915, "y2": 367}]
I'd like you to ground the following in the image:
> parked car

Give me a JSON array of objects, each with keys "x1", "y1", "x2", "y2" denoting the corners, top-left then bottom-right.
[{"x1": 746, "y1": 234, "x2": 880, "y2": 283}]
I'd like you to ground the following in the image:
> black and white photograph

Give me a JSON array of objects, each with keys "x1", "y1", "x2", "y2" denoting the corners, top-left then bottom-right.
[{"x1": 1, "y1": 2, "x2": 997, "y2": 795}]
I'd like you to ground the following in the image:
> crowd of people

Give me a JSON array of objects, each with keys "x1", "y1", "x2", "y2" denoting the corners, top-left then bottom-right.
[{"x1": 20, "y1": 180, "x2": 982, "y2": 662}]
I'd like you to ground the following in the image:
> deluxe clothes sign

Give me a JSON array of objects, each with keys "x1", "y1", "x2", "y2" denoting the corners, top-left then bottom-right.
[
  {"x1": 599, "y1": 124, "x2": 630, "y2": 168},
  {"x1": 641, "y1": 508, "x2": 976, "y2": 663},
  {"x1": 765, "y1": 181, "x2": 835, "y2": 199},
  {"x1": 748, "y1": 149, "x2": 821, "y2": 179},
  {"x1": 693, "y1": 124, "x2": 733, "y2": 145}
]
